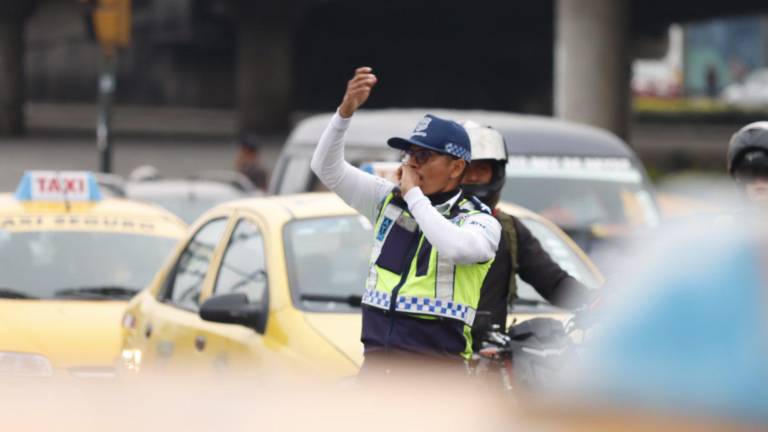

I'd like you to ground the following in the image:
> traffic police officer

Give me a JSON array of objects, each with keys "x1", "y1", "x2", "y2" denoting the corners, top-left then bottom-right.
[
  {"x1": 311, "y1": 67, "x2": 501, "y2": 367},
  {"x1": 460, "y1": 122, "x2": 593, "y2": 337}
]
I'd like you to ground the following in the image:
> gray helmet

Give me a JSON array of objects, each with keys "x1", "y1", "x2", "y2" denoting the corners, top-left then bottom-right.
[
  {"x1": 727, "y1": 121, "x2": 768, "y2": 177},
  {"x1": 461, "y1": 121, "x2": 508, "y2": 207}
]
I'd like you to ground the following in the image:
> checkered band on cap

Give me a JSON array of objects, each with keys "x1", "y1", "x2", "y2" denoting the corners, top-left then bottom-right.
[{"x1": 444, "y1": 143, "x2": 471, "y2": 161}]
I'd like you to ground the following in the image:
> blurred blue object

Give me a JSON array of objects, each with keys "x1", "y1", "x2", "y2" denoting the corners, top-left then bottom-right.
[{"x1": 569, "y1": 217, "x2": 768, "y2": 424}]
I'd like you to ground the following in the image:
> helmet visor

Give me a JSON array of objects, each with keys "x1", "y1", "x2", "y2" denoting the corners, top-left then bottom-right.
[{"x1": 734, "y1": 150, "x2": 768, "y2": 182}]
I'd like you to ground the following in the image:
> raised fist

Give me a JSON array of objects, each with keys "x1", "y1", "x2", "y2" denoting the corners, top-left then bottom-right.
[{"x1": 338, "y1": 67, "x2": 377, "y2": 118}]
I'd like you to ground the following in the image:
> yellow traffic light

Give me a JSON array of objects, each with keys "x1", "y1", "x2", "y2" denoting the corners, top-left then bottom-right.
[{"x1": 92, "y1": 0, "x2": 131, "y2": 53}]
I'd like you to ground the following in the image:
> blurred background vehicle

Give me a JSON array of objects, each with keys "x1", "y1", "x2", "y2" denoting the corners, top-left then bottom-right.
[
  {"x1": 125, "y1": 166, "x2": 263, "y2": 224},
  {"x1": 270, "y1": 109, "x2": 661, "y2": 257},
  {"x1": 0, "y1": 171, "x2": 186, "y2": 378},
  {"x1": 720, "y1": 68, "x2": 768, "y2": 108},
  {"x1": 119, "y1": 192, "x2": 601, "y2": 376},
  {"x1": 91, "y1": 172, "x2": 127, "y2": 198}
]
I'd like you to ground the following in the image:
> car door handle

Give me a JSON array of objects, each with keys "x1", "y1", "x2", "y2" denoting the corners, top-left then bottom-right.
[{"x1": 195, "y1": 335, "x2": 206, "y2": 352}]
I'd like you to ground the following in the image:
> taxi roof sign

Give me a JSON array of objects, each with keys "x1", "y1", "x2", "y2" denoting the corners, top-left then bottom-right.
[{"x1": 15, "y1": 171, "x2": 102, "y2": 202}]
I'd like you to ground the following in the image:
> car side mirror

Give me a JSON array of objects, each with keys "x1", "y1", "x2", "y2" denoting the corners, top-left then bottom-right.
[{"x1": 199, "y1": 292, "x2": 268, "y2": 334}]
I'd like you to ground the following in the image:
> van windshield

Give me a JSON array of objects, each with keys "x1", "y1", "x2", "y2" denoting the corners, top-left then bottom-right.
[{"x1": 501, "y1": 156, "x2": 659, "y2": 231}]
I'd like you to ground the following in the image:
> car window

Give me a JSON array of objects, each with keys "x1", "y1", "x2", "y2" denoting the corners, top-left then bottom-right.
[
  {"x1": 213, "y1": 219, "x2": 267, "y2": 303},
  {"x1": 165, "y1": 218, "x2": 229, "y2": 311},
  {"x1": 126, "y1": 181, "x2": 246, "y2": 224},
  {"x1": 514, "y1": 217, "x2": 600, "y2": 308},
  {"x1": 277, "y1": 156, "x2": 312, "y2": 194},
  {"x1": 284, "y1": 215, "x2": 372, "y2": 312}
]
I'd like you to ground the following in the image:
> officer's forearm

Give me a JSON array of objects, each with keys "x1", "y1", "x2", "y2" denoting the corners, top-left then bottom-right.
[{"x1": 404, "y1": 187, "x2": 499, "y2": 264}]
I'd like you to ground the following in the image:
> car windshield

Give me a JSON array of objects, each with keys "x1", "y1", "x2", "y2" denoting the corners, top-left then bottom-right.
[
  {"x1": 501, "y1": 156, "x2": 660, "y2": 231},
  {"x1": 284, "y1": 215, "x2": 373, "y2": 312},
  {"x1": 127, "y1": 181, "x2": 246, "y2": 223},
  {"x1": 514, "y1": 217, "x2": 600, "y2": 309},
  {"x1": 284, "y1": 213, "x2": 600, "y2": 312},
  {"x1": 0, "y1": 230, "x2": 177, "y2": 300},
  {"x1": 140, "y1": 196, "x2": 233, "y2": 224}
]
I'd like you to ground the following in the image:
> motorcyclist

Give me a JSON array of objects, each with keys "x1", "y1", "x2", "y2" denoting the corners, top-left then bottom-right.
[
  {"x1": 460, "y1": 121, "x2": 593, "y2": 338},
  {"x1": 727, "y1": 121, "x2": 768, "y2": 209}
]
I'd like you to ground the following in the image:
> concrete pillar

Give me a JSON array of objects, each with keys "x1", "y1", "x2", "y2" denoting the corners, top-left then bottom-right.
[
  {"x1": 235, "y1": 2, "x2": 295, "y2": 133},
  {"x1": 0, "y1": 12, "x2": 25, "y2": 135},
  {"x1": 555, "y1": 0, "x2": 630, "y2": 140}
]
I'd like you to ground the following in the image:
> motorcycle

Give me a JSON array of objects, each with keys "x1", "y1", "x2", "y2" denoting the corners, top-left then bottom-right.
[{"x1": 471, "y1": 308, "x2": 596, "y2": 394}]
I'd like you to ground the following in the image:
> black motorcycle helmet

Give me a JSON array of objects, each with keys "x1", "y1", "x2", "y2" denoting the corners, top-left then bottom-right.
[
  {"x1": 727, "y1": 121, "x2": 768, "y2": 183},
  {"x1": 461, "y1": 121, "x2": 508, "y2": 208}
]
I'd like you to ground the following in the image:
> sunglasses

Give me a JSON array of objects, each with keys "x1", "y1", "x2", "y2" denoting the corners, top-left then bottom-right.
[{"x1": 401, "y1": 148, "x2": 456, "y2": 165}]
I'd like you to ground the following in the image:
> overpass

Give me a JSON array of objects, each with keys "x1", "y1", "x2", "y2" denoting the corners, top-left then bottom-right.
[{"x1": 2, "y1": 0, "x2": 768, "y2": 139}]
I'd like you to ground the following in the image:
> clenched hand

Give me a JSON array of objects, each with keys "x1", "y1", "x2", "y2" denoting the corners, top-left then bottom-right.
[{"x1": 338, "y1": 67, "x2": 377, "y2": 118}]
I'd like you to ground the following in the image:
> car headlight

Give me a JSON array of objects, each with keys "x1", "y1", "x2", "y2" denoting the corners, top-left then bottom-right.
[
  {"x1": 120, "y1": 348, "x2": 143, "y2": 372},
  {"x1": 0, "y1": 352, "x2": 53, "y2": 377}
]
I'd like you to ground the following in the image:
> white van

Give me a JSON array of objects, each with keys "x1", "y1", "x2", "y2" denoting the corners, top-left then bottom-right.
[{"x1": 270, "y1": 109, "x2": 660, "y2": 254}]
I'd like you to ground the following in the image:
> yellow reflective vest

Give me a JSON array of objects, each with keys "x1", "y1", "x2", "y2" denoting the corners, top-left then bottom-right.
[{"x1": 361, "y1": 192, "x2": 494, "y2": 358}]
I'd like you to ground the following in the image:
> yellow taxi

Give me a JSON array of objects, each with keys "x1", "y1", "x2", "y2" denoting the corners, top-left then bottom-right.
[
  {"x1": 0, "y1": 171, "x2": 186, "y2": 378},
  {"x1": 119, "y1": 192, "x2": 601, "y2": 378}
]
